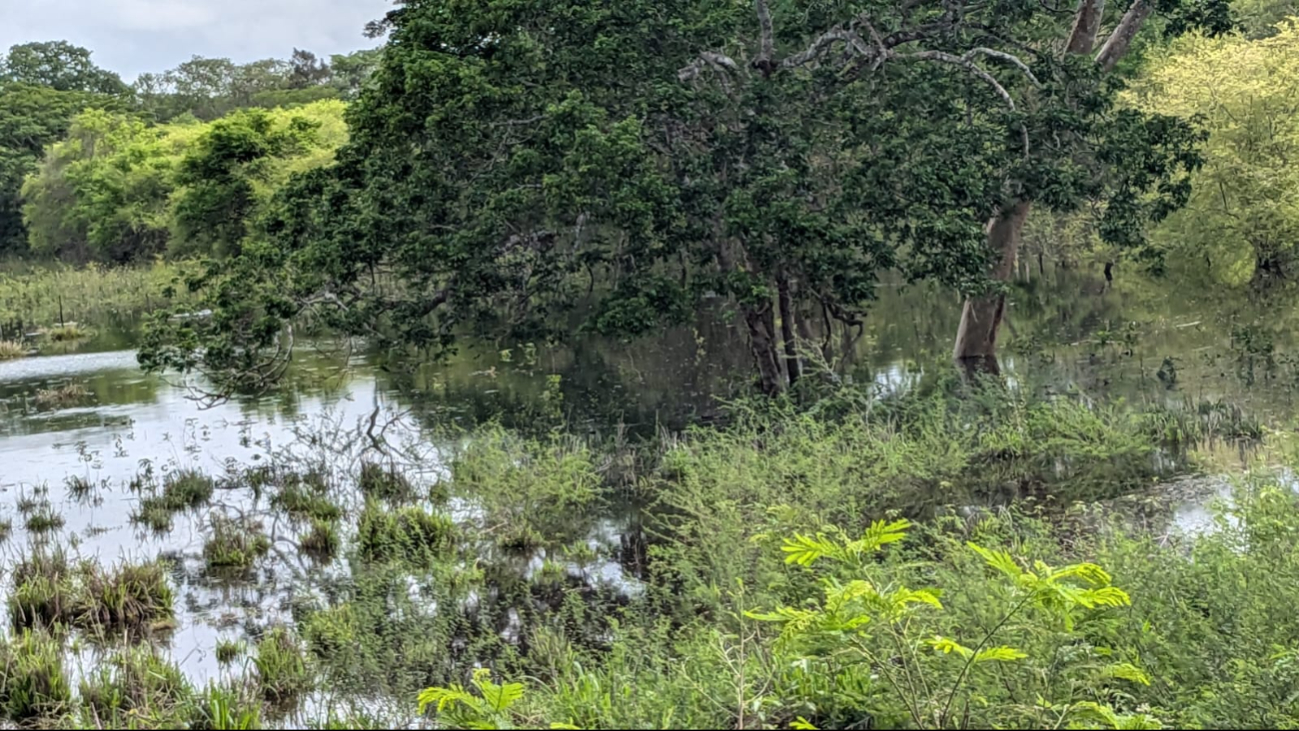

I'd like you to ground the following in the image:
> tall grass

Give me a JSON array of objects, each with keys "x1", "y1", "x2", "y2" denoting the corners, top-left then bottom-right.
[{"x1": 0, "y1": 259, "x2": 188, "y2": 329}]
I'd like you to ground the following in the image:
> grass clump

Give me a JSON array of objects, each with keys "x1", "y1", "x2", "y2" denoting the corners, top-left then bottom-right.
[
  {"x1": 299, "y1": 518, "x2": 340, "y2": 560},
  {"x1": 355, "y1": 500, "x2": 454, "y2": 566},
  {"x1": 76, "y1": 560, "x2": 175, "y2": 635},
  {"x1": 160, "y1": 468, "x2": 215, "y2": 509},
  {"x1": 0, "y1": 518, "x2": 11, "y2": 545},
  {"x1": 65, "y1": 475, "x2": 95, "y2": 502},
  {"x1": 215, "y1": 639, "x2": 243, "y2": 665},
  {"x1": 79, "y1": 645, "x2": 190, "y2": 724},
  {"x1": 0, "y1": 339, "x2": 26, "y2": 359},
  {"x1": 189, "y1": 681, "x2": 261, "y2": 730},
  {"x1": 8, "y1": 549, "x2": 75, "y2": 631},
  {"x1": 302, "y1": 603, "x2": 358, "y2": 659},
  {"x1": 44, "y1": 323, "x2": 90, "y2": 342},
  {"x1": 33, "y1": 382, "x2": 91, "y2": 408},
  {"x1": 131, "y1": 502, "x2": 173, "y2": 532},
  {"x1": 358, "y1": 461, "x2": 416, "y2": 503},
  {"x1": 24, "y1": 506, "x2": 64, "y2": 534},
  {"x1": 272, "y1": 481, "x2": 342, "y2": 522},
  {"x1": 203, "y1": 515, "x2": 272, "y2": 570},
  {"x1": 253, "y1": 626, "x2": 312, "y2": 704},
  {"x1": 0, "y1": 630, "x2": 72, "y2": 722}
]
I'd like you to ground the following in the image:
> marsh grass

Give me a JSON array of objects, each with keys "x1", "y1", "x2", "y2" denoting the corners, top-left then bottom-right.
[
  {"x1": 253, "y1": 627, "x2": 312, "y2": 704},
  {"x1": 44, "y1": 323, "x2": 91, "y2": 342},
  {"x1": 79, "y1": 645, "x2": 190, "y2": 723},
  {"x1": 355, "y1": 501, "x2": 454, "y2": 566},
  {"x1": 272, "y1": 481, "x2": 342, "y2": 522},
  {"x1": 203, "y1": 515, "x2": 272, "y2": 570},
  {"x1": 24, "y1": 507, "x2": 65, "y2": 534},
  {"x1": 215, "y1": 639, "x2": 243, "y2": 665},
  {"x1": 66, "y1": 475, "x2": 96, "y2": 502},
  {"x1": 358, "y1": 461, "x2": 416, "y2": 503},
  {"x1": 134, "y1": 469, "x2": 216, "y2": 527},
  {"x1": 299, "y1": 518, "x2": 339, "y2": 560},
  {"x1": 0, "y1": 260, "x2": 184, "y2": 327},
  {"x1": 0, "y1": 339, "x2": 26, "y2": 359},
  {"x1": 0, "y1": 630, "x2": 72, "y2": 722},
  {"x1": 34, "y1": 382, "x2": 91, "y2": 409},
  {"x1": 76, "y1": 561, "x2": 175, "y2": 635},
  {"x1": 190, "y1": 682, "x2": 261, "y2": 730}
]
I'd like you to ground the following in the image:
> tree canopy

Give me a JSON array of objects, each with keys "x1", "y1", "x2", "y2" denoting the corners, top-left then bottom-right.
[{"x1": 136, "y1": 0, "x2": 1212, "y2": 395}]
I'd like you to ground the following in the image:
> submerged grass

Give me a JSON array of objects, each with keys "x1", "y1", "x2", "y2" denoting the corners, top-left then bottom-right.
[{"x1": 203, "y1": 515, "x2": 272, "y2": 570}]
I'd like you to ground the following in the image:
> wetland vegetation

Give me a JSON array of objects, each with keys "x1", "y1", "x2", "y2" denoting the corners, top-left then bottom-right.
[{"x1": 8, "y1": 0, "x2": 1299, "y2": 729}]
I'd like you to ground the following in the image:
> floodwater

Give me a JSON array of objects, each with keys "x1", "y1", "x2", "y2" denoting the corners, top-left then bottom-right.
[{"x1": 0, "y1": 267, "x2": 1293, "y2": 711}]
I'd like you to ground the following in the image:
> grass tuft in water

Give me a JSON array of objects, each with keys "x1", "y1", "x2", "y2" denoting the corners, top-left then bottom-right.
[
  {"x1": 189, "y1": 681, "x2": 261, "y2": 730},
  {"x1": 272, "y1": 481, "x2": 343, "y2": 522},
  {"x1": 79, "y1": 645, "x2": 190, "y2": 724},
  {"x1": 8, "y1": 550, "x2": 75, "y2": 631},
  {"x1": 299, "y1": 518, "x2": 340, "y2": 560},
  {"x1": 359, "y1": 461, "x2": 416, "y2": 503},
  {"x1": 302, "y1": 603, "x2": 357, "y2": 660},
  {"x1": 253, "y1": 626, "x2": 312, "y2": 704},
  {"x1": 215, "y1": 639, "x2": 244, "y2": 666},
  {"x1": 355, "y1": 500, "x2": 454, "y2": 566},
  {"x1": 44, "y1": 323, "x2": 91, "y2": 342},
  {"x1": 203, "y1": 515, "x2": 272, "y2": 570},
  {"x1": 66, "y1": 475, "x2": 95, "y2": 502},
  {"x1": 24, "y1": 506, "x2": 65, "y2": 534},
  {"x1": 76, "y1": 560, "x2": 175, "y2": 635},
  {"x1": 33, "y1": 382, "x2": 91, "y2": 409},
  {"x1": 0, "y1": 630, "x2": 71, "y2": 722}
]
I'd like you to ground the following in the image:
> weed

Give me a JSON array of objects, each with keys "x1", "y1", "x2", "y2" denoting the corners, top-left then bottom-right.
[
  {"x1": 215, "y1": 639, "x2": 243, "y2": 665},
  {"x1": 302, "y1": 603, "x2": 357, "y2": 659},
  {"x1": 0, "y1": 339, "x2": 26, "y2": 359},
  {"x1": 253, "y1": 626, "x2": 312, "y2": 703},
  {"x1": 359, "y1": 461, "x2": 416, "y2": 503},
  {"x1": 45, "y1": 323, "x2": 91, "y2": 342},
  {"x1": 66, "y1": 475, "x2": 95, "y2": 502},
  {"x1": 24, "y1": 506, "x2": 65, "y2": 534},
  {"x1": 299, "y1": 518, "x2": 339, "y2": 560},
  {"x1": 0, "y1": 630, "x2": 71, "y2": 722},
  {"x1": 34, "y1": 382, "x2": 91, "y2": 408},
  {"x1": 131, "y1": 502, "x2": 174, "y2": 532},
  {"x1": 203, "y1": 516, "x2": 272, "y2": 571},
  {"x1": 161, "y1": 468, "x2": 216, "y2": 509},
  {"x1": 189, "y1": 682, "x2": 261, "y2": 730},
  {"x1": 80, "y1": 645, "x2": 190, "y2": 722},
  {"x1": 355, "y1": 501, "x2": 454, "y2": 566},
  {"x1": 76, "y1": 560, "x2": 175, "y2": 635},
  {"x1": 272, "y1": 482, "x2": 342, "y2": 522},
  {"x1": 0, "y1": 519, "x2": 10, "y2": 544}
]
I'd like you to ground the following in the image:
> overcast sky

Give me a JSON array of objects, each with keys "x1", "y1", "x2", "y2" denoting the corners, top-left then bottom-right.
[{"x1": 0, "y1": 0, "x2": 394, "y2": 80}]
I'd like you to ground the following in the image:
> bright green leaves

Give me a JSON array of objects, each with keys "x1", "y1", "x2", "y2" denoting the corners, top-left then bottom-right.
[
  {"x1": 926, "y1": 637, "x2": 1028, "y2": 663},
  {"x1": 781, "y1": 519, "x2": 912, "y2": 566},
  {"x1": 968, "y1": 541, "x2": 1132, "y2": 631},
  {"x1": 417, "y1": 668, "x2": 580, "y2": 730}
]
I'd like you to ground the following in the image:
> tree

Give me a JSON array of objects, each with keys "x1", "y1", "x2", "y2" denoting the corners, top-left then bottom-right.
[
  {"x1": 137, "y1": 0, "x2": 1210, "y2": 396},
  {"x1": 1128, "y1": 22, "x2": 1299, "y2": 287},
  {"x1": 951, "y1": 0, "x2": 1233, "y2": 370},
  {"x1": 329, "y1": 49, "x2": 382, "y2": 99},
  {"x1": 0, "y1": 41, "x2": 126, "y2": 95},
  {"x1": 0, "y1": 82, "x2": 120, "y2": 253}
]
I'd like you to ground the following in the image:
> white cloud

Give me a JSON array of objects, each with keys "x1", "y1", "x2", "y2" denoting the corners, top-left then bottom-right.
[{"x1": 0, "y1": 0, "x2": 393, "y2": 79}]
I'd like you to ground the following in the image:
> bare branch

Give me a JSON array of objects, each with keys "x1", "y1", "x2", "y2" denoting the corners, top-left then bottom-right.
[
  {"x1": 963, "y1": 47, "x2": 1041, "y2": 86},
  {"x1": 780, "y1": 28, "x2": 871, "y2": 69},
  {"x1": 678, "y1": 51, "x2": 740, "y2": 82}
]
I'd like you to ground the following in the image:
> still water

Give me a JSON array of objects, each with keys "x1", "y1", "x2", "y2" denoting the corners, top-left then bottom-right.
[{"x1": 0, "y1": 268, "x2": 1293, "y2": 706}]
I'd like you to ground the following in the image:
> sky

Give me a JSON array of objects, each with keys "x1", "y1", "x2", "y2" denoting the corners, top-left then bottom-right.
[{"x1": 0, "y1": 0, "x2": 394, "y2": 80}]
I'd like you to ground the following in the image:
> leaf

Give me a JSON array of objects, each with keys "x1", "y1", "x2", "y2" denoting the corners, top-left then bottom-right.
[
  {"x1": 967, "y1": 542, "x2": 1021, "y2": 579},
  {"x1": 550, "y1": 725, "x2": 583, "y2": 730},
  {"x1": 858, "y1": 518, "x2": 911, "y2": 552},
  {"x1": 926, "y1": 635, "x2": 973, "y2": 658},
  {"x1": 973, "y1": 646, "x2": 1028, "y2": 663},
  {"x1": 792, "y1": 718, "x2": 820, "y2": 730},
  {"x1": 479, "y1": 680, "x2": 525, "y2": 713},
  {"x1": 781, "y1": 533, "x2": 840, "y2": 566},
  {"x1": 417, "y1": 685, "x2": 476, "y2": 715},
  {"x1": 1104, "y1": 662, "x2": 1152, "y2": 686}
]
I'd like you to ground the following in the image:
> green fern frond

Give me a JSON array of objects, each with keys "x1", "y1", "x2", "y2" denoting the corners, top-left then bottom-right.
[
  {"x1": 782, "y1": 533, "x2": 840, "y2": 566},
  {"x1": 926, "y1": 635, "x2": 974, "y2": 658},
  {"x1": 1103, "y1": 662, "x2": 1151, "y2": 686},
  {"x1": 973, "y1": 646, "x2": 1028, "y2": 663},
  {"x1": 968, "y1": 542, "x2": 1021, "y2": 579}
]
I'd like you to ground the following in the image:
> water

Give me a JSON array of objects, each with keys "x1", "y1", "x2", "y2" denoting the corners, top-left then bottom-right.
[{"x1": 0, "y1": 267, "x2": 1292, "y2": 714}]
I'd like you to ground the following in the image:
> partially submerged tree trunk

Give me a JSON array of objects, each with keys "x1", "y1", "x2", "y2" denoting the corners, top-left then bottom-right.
[
  {"x1": 953, "y1": 200, "x2": 1031, "y2": 369},
  {"x1": 953, "y1": 0, "x2": 1150, "y2": 367}
]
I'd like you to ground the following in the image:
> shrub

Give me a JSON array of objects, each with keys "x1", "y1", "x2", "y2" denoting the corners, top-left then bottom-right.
[{"x1": 0, "y1": 339, "x2": 26, "y2": 359}]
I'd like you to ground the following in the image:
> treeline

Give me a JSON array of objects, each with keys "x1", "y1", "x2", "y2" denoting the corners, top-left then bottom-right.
[{"x1": 0, "y1": 41, "x2": 375, "y2": 259}]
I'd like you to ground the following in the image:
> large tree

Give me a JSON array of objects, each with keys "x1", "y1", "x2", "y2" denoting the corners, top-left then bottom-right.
[
  {"x1": 138, "y1": 0, "x2": 1212, "y2": 396},
  {"x1": 0, "y1": 41, "x2": 126, "y2": 95}
]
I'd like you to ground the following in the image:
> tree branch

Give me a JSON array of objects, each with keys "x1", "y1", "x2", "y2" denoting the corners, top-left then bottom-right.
[
  {"x1": 963, "y1": 47, "x2": 1041, "y2": 86},
  {"x1": 1095, "y1": 0, "x2": 1152, "y2": 72},
  {"x1": 1064, "y1": 0, "x2": 1106, "y2": 56},
  {"x1": 678, "y1": 51, "x2": 740, "y2": 82},
  {"x1": 895, "y1": 50, "x2": 1031, "y2": 156}
]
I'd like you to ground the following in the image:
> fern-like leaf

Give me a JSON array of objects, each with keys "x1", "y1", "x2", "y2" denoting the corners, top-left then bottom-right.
[
  {"x1": 968, "y1": 542, "x2": 1021, "y2": 579},
  {"x1": 1103, "y1": 662, "x2": 1151, "y2": 686},
  {"x1": 926, "y1": 635, "x2": 974, "y2": 658},
  {"x1": 782, "y1": 533, "x2": 840, "y2": 566},
  {"x1": 973, "y1": 646, "x2": 1028, "y2": 663}
]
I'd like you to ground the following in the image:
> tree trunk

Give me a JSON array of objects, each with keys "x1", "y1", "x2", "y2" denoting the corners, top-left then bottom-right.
[
  {"x1": 953, "y1": 201, "x2": 1031, "y2": 365},
  {"x1": 743, "y1": 298, "x2": 785, "y2": 395},
  {"x1": 951, "y1": 0, "x2": 1150, "y2": 369},
  {"x1": 777, "y1": 273, "x2": 802, "y2": 385}
]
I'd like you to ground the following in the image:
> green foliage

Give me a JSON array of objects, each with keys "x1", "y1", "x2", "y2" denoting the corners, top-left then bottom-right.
[
  {"x1": 203, "y1": 515, "x2": 272, "y2": 570},
  {"x1": 299, "y1": 518, "x2": 340, "y2": 560},
  {"x1": 215, "y1": 639, "x2": 243, "y2": 666},
  {"x1": 0, "y1": 41, "x2": 126, "y2": 94},
  {"x1": 75, "y1": 560, "x2": 175, "y2": 634},
  {"x1": 1130, "y1": 23, "x2": 1299, "y2": 287},
  {"x1": 253, "y1": 626, "x2": 312, "y2": 704},
  {"x1": 79, "y1": 645, "x2": 190, "y2": 724},
  {"x1": 355, "y1": 501, "x2": 455, "y2": 566},
  {"x1": 418, "y1": 668, "x2": 535, "y2": 730},
  {"x1": 358, "y1": 461, "x2": 415, "y2": 503},
  {"x1": 0, "y1": 630, "x2": 72, "y2": 722}
]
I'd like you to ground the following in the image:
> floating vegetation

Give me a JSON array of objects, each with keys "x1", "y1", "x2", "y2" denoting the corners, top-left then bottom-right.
[{"x1": 44, "y1": 323, "x2": 91, "y2": 342}]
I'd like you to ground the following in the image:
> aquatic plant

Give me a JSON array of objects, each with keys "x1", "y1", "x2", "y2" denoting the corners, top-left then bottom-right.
[
  {"x1": 0, "y1": 339, "x2": 26, "y2": 359},
  {"x1": 215, "y1": 639, "x2": 244, "y2": 666},
  {"x1": 33, "y1": 382, "x2": 90, "y2": 408},
  {"x1": 24, "y1": 506, "x2": 64, "y2": 534},
  {"x1": 44, "y1": 323, "x2": 91, "y2": 342},
  {"x1": 253, "y1": 626, "x2": 312, "y2": 703},
  {"x1": 0, "y1": 630, "x2": 72, "y2": 722},
  {"x1": 203, "y1": 515, "x2": 272, "y2": 570},
  {"x1": 299, "y1": 518, "x2": 339, "y2": 560},
  {"x1": 75, "y1": 560, "x2": 175, "y2": 634},
  {"x1": 79, "y1": 645, "x2": 190, "y2": 722},
  {"x1": 189, "y1": 681, "x2": 261, "y2": 730},
  {"x1": 272, "y1": 481, "x2": 342, "y2": 522},
  {"x1": 355, "y1": 501, "x2": 454, "y2": 566},
  {"x1": 358, "y1": 461, "x2": 416, "y2": 503}
]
